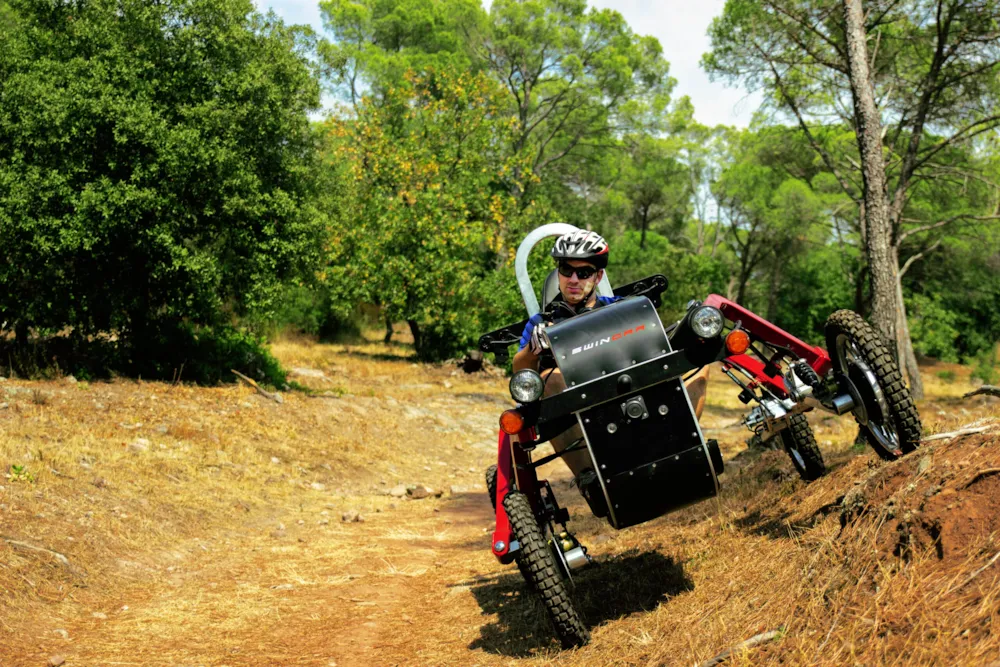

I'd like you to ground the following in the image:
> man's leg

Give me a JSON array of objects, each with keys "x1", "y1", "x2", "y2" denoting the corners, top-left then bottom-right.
[
  {"x1": 685, "y1": 366, "x2": 711, "y2": 420},
  {"x1": 543, "y1": 368, "x2": 593, "y2": 479}
]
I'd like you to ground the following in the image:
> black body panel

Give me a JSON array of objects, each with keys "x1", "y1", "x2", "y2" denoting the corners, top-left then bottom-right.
[
  {"x1": 579, "y1": 381, "x2": 717, "y2": 528},
  {"x1": 477, "y1": 275, "x2": 669, "y2": 364},
  {"x1": 546, "y1": 297, "x2": 668, "y2": 389},
  {"x1": 543, "y1": 297, "x2": 719, "y2": 529}
]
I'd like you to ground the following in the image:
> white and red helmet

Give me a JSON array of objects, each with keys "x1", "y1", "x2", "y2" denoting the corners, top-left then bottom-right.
[{"x1": 551, "y1": 230, "x2": 609, "y2": 269}]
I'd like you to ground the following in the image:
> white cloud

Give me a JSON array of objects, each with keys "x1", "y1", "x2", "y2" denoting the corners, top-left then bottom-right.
[{"x1": 254, "y1": 0, "x2": 762, "y2": 127}]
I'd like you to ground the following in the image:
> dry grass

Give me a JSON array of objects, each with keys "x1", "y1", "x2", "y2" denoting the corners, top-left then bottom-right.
[{"x1": 0, "y1": 336, "x2": 997, "y2": 666}]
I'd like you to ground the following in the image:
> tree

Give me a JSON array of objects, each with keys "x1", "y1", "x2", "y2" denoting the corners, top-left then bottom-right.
[
  {"x1": 324, "y1": 68, "x2": 536, "y2": 359},
  {"x1": 704, "y1": 0, "x2": 1000, "y2": 397},
  {"x1": 0, "y1": 0, "x2": 323, "y2": 361},
  {"x1": 318, "y1": 0, "x2": 484, "y2": 108}
]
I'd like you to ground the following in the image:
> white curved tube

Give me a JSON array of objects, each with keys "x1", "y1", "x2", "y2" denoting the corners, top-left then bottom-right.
[{"x1": 514, "y1": 224, "x2": 614, "y2": 317}]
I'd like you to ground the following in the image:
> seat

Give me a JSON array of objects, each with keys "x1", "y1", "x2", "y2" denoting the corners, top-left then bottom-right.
[{"x1": 541, "y1": 269, "x2": 561, "y2": 309}]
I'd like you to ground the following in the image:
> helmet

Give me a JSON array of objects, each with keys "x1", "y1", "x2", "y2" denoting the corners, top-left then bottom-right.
[{"x1": 551, "y1": 230, "x2": 609, "y2": 269}]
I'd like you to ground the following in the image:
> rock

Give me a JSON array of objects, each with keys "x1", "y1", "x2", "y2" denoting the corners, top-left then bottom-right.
[
  {"x1": 92, "y1": 477, "x2": 107, "y2": 489},
  {"x1": 0, "y1": 403, "x2": 7, "y2": 410},
  {"x1": 65, "y1": 375, "x2": 77, "y2": 384},
  {"x1": 128, "y1": 438, "x2": 150, "y2": 453},
  {"x1": 449, "y1": 485, "x2": 471, "y2": 494},
  {"x1": 342, "y1": 510, "x2": 360, "y2": 522},
  {"x1": 271, "y1": 583, "x2": 295, "y2": 591},
  {"x1": 290, "y1": 367, "x2": 327, "y2": 379},
  {"x1": 388, "y1": 485, "x2": 407, "y2": 498},
  {"x1": 593, "y1": 534, "x2": 612, "y2": 544},
  {"x1": 917, "y1": 455, "x2": 933, "y2": 475},
  {"x1": 443, "y1": 380, "x2": 453, "y2": 389},
  {"x1": 92, "y1": 612, "x2": 107, "y2": 619},
  {"x1": 408, "y1": 485, "x2": 430, "y2": 500},
  {"x1": 462, "y1": 350, "x2": 484, "y2": 373},
  {"x1": 270, "y1": 457, "x2": 281, "y2": 464},
  {"x1": 310, "y1": 482, "x2": 326, "y2": 491},
  {"x1": 356, "y1": 514, "x2": 365, "y2": 523},
  {"x1": 48, "y1": 656, "x2": 66, "y2": 667},
  {"x1": 155, "y1": 424, "x2": 169, "y2": 434},
  {"x1": 53, "y1": 629, "x2": 69, "y2": 639}
]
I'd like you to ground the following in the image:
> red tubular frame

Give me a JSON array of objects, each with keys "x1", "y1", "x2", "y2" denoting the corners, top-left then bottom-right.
[
  {"x1": 492, "y1": 428, "x2": 540, "y2": 564},
  {"x1": 703, "y1": 294, "x2": 831, "y2": 396}
]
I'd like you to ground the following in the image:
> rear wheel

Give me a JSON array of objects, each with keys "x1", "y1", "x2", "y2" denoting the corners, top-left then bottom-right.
[
  {"x1": 780, "y1": 413, "x2": 825, "y2": 481},
  {"x1": 503, "y1": 491, "x2": 589, "y2": 648},
  {"x1": 825, "y1": 310, "x2": 922, "y2": 460}
]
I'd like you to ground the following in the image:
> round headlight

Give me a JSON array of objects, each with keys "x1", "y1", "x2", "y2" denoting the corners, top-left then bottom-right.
[
  {"x1": 690, "y1": 306, "x2": 724, "y2": 338},
  {"x1": 509, "y1": 369, "x2": 545, "y2": 403}
]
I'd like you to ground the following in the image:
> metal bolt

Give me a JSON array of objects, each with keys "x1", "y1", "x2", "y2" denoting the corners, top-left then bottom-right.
[
  {"x1": 629, "y1": 471, "x2": 634, "y2": 476},
  {"x1": 585, "y1": 418, "x2": 590, "y2": 424},
  {"x1": 652, "y1": 463, "x2": 657, "y2": 469},
  {"x1": 658, "y1": 405, "x2": 669, "y2": 415},
  {"x1": 600, "y1": 464, "x2": 606, "y2": 470},
  {"x1": 607, "y1": 423, "x2": 618, "y2": 434},
  {"x1": 493, "y1": 541, "x2": 506, "y2": 552},
  {"x1": 581, "y1": 393, "x2": 587, "y2": 399},
  {"x1": 571, "y1": 381, "x2": 576, "y2": 386},
  {"x1": 631, "y1": 360, "x2": 637, "y2": 365},
  {"x1": 692, "y1": 432, "x2": 698, "y2": 438},
  {"x1": 676, "y1": 386, "x2": 681, "y2": 391},
  {"x1": 607, "y1": 479, "x2": 611, "y2": 483},
  {"x1": 663, "y1": 364, "x2": 670, "y2": 370},
  {"x1": 675, "y1": 455, "x2": 680, "y2": 461},
  {"x1": 601, "y1": 370, "x2": 607, "y2": 375},
  {"x1": 661, "y1": 349, "x2": 667, "y2": 354},
  {"x1": 561, "y1": 355, "x2": 566, "y2": 360}
]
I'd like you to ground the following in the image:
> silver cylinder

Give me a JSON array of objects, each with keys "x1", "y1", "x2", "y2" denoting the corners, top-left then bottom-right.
[{"x1": 830, "y1": 393, "x2": 856, "y2": 415}]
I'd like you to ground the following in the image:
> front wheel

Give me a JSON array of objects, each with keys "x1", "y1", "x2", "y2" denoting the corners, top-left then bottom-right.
[
  {"x1": 503, "y1": 491, "x2": 589, "y2": 648},
  {"x1": 780, "y1": 413, "x2": 825, "y2": 481},
  {"x1": 825, "y1": 310, "x2": 922, "y2": 460}
]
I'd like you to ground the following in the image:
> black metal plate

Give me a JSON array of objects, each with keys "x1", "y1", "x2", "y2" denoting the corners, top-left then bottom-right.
[
  {"x1": 547, "y1": 297, "x2": 669, "y2": 389},
  {"x1": 578, "y1": 380, "x2": 718, "y2": 529}
]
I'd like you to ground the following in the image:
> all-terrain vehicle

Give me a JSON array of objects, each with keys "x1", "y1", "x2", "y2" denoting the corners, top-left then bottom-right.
[{"x1": 477, "y1": 224, "x2": 922, "y2": 648}]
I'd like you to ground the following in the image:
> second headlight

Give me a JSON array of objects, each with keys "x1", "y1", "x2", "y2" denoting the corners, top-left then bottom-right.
[
  {"x1": 509, "y1": 369, "x2": 545, "y2": 403},
  {"x1": 690, "y1": 306, "x2": 724, "y2": 338}
]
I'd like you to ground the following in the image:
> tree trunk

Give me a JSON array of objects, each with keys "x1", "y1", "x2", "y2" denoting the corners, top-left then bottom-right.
[
  {"x1": 766, "y1": 257, "x2": 782, "y2": 323},
  {"x1": 892, "y1": 248, "x2": 924, "y2": 399},
  {"x1": 639, "y1": 207, "x2": 648, "y2": 249},
  {"x1": 383, "y1": 316, "x2": 393, "y2": 344},
  {"x1": 842, "y1": 0, "x2": 897, "y2": 348},
  {"x1": 407, "y1": 319, "x2": 421, "y2": 354}
]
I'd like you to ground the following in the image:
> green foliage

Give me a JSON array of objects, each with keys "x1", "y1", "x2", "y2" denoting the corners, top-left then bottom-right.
[
  {"x1": 8, "y1": 464, "x2": 34, "y2": 483},
  {"x1": 970, "y1": 347, "x2": 998, "y2": 386},
  {"x1": 935, "y1": 369, "x2": 956, "y2": 383},
  {"x1": 323, "y1": 68, "x2": 538, "y2": 360},
  {"x1": 0, "y1": 0, "x2": 323, "y2": 355}
]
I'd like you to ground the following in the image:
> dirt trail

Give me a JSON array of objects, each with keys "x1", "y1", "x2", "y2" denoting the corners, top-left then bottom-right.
[{"x1": 3, "y1": 343, "x2": 1000, "y2": 666}]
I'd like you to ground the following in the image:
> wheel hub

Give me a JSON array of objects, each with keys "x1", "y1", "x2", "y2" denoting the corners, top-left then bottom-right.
[{"x1": 835, "y1": 335, "x2": 901, "y2": 456}]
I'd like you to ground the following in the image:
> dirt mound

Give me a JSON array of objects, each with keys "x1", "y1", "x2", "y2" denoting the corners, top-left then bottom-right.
[{"x1": 836, "y1": 426, "x2": 1000, "y2": 564}]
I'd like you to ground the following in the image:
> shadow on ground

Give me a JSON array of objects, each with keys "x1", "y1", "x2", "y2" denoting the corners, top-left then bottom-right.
[{"x1": 467, "y1": 549, "x2": 693, "y2": 657}]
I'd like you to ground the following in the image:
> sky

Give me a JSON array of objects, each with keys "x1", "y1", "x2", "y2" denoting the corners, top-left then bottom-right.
[{"x1": 251, "y1": 0, "x2": 762, "y2": 128}]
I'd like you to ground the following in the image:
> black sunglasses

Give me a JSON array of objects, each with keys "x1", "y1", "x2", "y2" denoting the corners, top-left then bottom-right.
[{"x1": 557, "y1": 263, "x2": 599, "y2": 280}]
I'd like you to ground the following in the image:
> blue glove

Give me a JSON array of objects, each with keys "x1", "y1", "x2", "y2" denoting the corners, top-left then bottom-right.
[{"x1": 518, "y1": 313, "x2": 544, "y2": 351}]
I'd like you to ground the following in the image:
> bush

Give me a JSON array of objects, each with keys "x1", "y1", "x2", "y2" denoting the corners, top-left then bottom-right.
[
  {"x1": 970, "y1": 347, "x2": 998, "y2": 386},
  {"x1": 0, "y1": 323, "x2": 287, "y2": 388}
]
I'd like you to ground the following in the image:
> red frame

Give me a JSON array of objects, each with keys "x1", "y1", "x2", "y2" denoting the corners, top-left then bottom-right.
[{"x1": 491, "y1": 294, "x2": 834, "y2": 563}]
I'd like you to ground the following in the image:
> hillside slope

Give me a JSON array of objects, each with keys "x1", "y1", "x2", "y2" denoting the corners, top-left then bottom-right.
[{"x1": 0, "y1": 337, "x2": 998, "y2": 666}]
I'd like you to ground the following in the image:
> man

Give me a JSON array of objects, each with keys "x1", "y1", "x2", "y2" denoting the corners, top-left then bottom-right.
[{"x1": 512, "y1": 230, "x2": 710, "y2": 515}]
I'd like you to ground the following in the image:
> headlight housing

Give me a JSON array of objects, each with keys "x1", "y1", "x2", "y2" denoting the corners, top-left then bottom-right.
[
  {"x1": 509, "y1": 369, "x2": 545, "y2": 403},
  {"x1": 690, "y1": 306, "x2": 724, "y2": 338}
]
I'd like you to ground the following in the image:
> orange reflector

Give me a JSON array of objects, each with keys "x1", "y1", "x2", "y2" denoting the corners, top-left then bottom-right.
[
  {"x1": 726, "y1": 329, "x2": 751, "y2": 355},
  {"x1": 499, "y1": 409, "x2": 526, "y2": 435}
]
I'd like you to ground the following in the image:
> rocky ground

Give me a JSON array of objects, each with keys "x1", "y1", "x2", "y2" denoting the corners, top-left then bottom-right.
[{"x1": 0, "y1": 335, "x2": 998, "y2": 666}]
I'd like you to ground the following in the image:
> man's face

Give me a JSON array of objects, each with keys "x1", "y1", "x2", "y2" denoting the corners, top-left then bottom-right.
[{"x1": 558, "y1": 259, "x2": 602, "y2": 306}]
